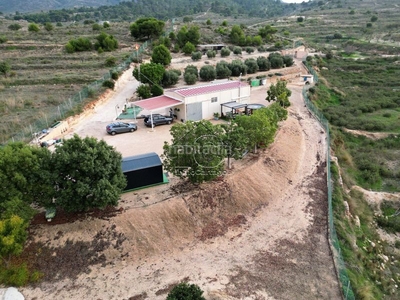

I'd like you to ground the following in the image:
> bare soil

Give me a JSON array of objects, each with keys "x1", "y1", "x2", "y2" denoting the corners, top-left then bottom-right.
[{"x1": 19, "y1": 55, "x2": 341, "y2": 299}]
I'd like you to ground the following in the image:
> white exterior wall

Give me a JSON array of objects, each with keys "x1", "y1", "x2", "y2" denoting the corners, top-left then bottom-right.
[{"x1": 183, "y1": 85, "x2": 250, "y2": 120}]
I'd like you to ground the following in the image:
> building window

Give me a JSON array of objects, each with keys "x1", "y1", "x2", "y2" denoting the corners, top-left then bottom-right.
[{"x1": 211, "y1": 97, "x2": 218, "y2": 103}]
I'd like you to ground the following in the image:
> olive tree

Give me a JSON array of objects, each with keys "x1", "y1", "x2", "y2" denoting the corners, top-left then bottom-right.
[
  {"x1": 151, "y1": 44, "x2": 172, "y2": 66},
  {"x1": 199, "y1": 65, "x2": 216, "y2": 81}
]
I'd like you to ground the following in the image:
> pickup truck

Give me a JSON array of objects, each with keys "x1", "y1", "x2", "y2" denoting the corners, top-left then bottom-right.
[{"x1": 144, "y1": 114, "x2": 173, "y2": 127}]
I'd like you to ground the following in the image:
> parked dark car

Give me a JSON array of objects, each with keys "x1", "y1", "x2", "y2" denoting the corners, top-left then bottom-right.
[
  {"x1": 144, "y1": 114, "x2": 173, "y2": 127},
  {"x1": 106, "y1": 122, "x2": 137, "y2": 135}
]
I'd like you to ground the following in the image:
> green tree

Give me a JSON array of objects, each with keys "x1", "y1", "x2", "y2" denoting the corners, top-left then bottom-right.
[
  {"x1": 184, "y1": 73, "x2": 198, "y2": 85},
  {"x1": 268, "y1": 52, "x2": 284, "y2": 69},
  {"x1": 371, "y1": 15, "x2": 378, "y2": 22},
  {"x1": 0, "y1": 215, "x2": 28, "y2": 266},
  {"x1": 229, "y1": 60, "x2": 247, "y2": 76},
  {"x1": 0, "y1": 143, "x2": 53, "y2": 207},
  {"x1": 51, "y1": 135, "x2": 126, "y2": 212},
  {"x1": 191, "y1": 51, "x2": 202, "y2": 61},
  {"x1": 216, "y1": 60, "x2": 232, "y2": 79},
  {"x1": 166, "y1": 282, "x2": 206, "y2": 300},
  {"x1": 182, "y1": 41, "x2": 195, "y2": 55},
  {"x1": 230, "y1": 25, "x2": 245, "y2": 45},
  {"x1": 244, "y1": 58, "x2": 259, "y2": 74},
  {"x1": 206, "y1": 50, "x2": 216, "y2": 58},
  {"x1": 199, "y1": 65, "x2": 216, "y2": 81},
  {"x1": 152, "y1": 44, "x2": 172, "y2": 66},
  {"x1": 233, "y1": 46, "x2": 242, "y2": 55},
  {"x1": 94, "y1": 32, "x2": 118, "y2": 51},
  {"x1": 184, "y1": 65, "x2": 198, "y2": 78},
  {"x1": 257, "y1": 56, "x2": 271, "y2": 71},
  {"x1": 44, "y1": 22, "x2": 54, "y2": 31},
  {"x1": 220, "y1": 47, "x2": 231, "y2": 57},
  {"x1": 0, "y1": 61, "x2": 11, "y2": 77},
  {"x1": 266, "y1": 80, "x2": 291, "y2": 107},
  {"x1": 103, "y1": 22, "x2": 110, "y2": 28},
  {"x1": 206, "y1": 19, "x2": 212, "y2": 25},
  {"x1": 162, "y1": 70, "x2": 180, "y2": 87},
  {"x1": 252, "y1": 35, "x2": 263, "y2": 46},
  {"x1": 186, "y1": 26, "x2": 200, "y2": 46},
  {"x1": 219, "y1": 122, "x2": 248, "y2": 169},
  {"x1": 130, "y1": 17, "x2": 165, "y2": 40},
  {"x1": 297, "y1": 16, "x2": 304, "y2": 22},
  {"x1": 65, "y1": 37, "x2": 92, "y2": 53},
  {"x1": 235, "y1": 108, "x2": 278, "y2": 153},
  {"x1": 258, "y1": 25, "x2": 277, "y2": 41},
  {"x1": 136, "y1": 84, "x2": 152, "y2": 99},
  {"x1": 132, "y1": 62, "x2": 165, "y2": 85},
  {"x1": 150, "y1": 84, "x2": 164, "y2": 97},
  {"x1": 283, "y1": 55, "x2": 294, "y2": 67},
  {"x1": 162, "y1": 121, "x2": 225, "y2": 184},
  {"x1": 28, "y1": 23, "x2": 40, "y2": 32}
]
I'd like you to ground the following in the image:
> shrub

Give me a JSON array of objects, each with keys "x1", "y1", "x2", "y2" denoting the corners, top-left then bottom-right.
[
  {"x1": 102, "y1": 80, "x2": 115, "y2": 89},
  {"x1": 257, "y1": 46, "x2": 267, "y2": 52},
  {"x1": 111, "y1": 71, "x2": 119, "y2": 80},
  {"x1": 245, "y1": 47, "x2": 255, "y2": 54},
  {"x1": 206, "y1": 50, "x2": 216, "y2": 58},
  {"x1": 136, "y1": 84, "x2": 151, "y2": 99},
  {"x1": 44, "y1": 22, "x2": 53, "y2": 31},
  {"x1": 233, "y1": 46, "x2": 242, "y2": 55},
  {"x1": 28, "y1": 23, "x2": 40, "y2": 32},
  {"x1": 167, "y1": 282, "x2": 206, "y2": 300},
  {"x1": 297, "y1": 17, "x2": 304, "y2": 22},
  {"x1": 0, "y1": 263, "x2": 30, "y2": 287},
  {"x1": 162, "y1": 70, "x2": 179, "y2": 87},
  {"x1": 8, "y1": 24, "x2": 22, "y2": 31},
  {"x1": 199, "y1": 65, "x2": 216, "y2": 81},
  {"x1": 245, "y1": 58, "x2": 259, "y2": 74},
  {"x1": 94, "y1": 32, "x2": 118, "y2": 52},
  {"x1": 92, "y1": 23, "x2": 102, "y2": 31},
  {"x1": 257, "y1": 56, "x2": 271, "y2": 71},
  {"x1": 191, "y1": 51, "x2": 202, "y2": 61},
  {"x1": 151, "y1": 84, "x2": 163, "y2": 97},
  {"x1": 220, "y1": 47, "x2": 231, "y2": 57},
  {"x1": 216, "y1": 60, "x2": 232, "y2": 79},
  {"x1": 184, "y1": 65, "x2": 198, "y2": 77},
  {"x1": 182, "y1": 42, "x2": 195, "y2": 55},
  {"x1": 229, "y1": 59, "x2": 247, "y2": 76},
  {"x1": 184, "y1": 73, "x2": 197, "y2": 85}
]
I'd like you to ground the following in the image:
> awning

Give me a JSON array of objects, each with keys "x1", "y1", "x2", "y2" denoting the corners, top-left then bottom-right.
[
  {"x1": 220, "y1": 101, "x2": 248, "y2": 110},
  {"x1": 133, "y1": 95, "x2": 182, "y2": 111}
]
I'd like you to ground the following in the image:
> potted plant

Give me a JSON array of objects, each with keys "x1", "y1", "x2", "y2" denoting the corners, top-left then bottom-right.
[{"x1": 213, "y1": 112, "x2": 220, "y2": 120}]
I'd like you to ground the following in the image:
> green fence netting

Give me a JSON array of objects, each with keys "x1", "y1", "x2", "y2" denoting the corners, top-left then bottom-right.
[
  {"x1": 8, "y1": 40, "x2": 150, "y2": 144},
  {"x1": 302, "y1": 63, "x2": 355, "y2": 300}
]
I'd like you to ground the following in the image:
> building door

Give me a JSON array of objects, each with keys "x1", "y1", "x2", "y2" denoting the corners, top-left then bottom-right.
[{"x1": 186, "y1": 103, "x2": 202, "y2": 121}]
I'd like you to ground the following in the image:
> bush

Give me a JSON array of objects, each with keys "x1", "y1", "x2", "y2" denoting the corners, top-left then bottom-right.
[
  {"x1": 245, "y1": 58, "x2": 259, "y2": 74},
  {"x1": 111, "y1": 71, "x2": 120, "y2": 80},
  {"x1": 151, "y1": 84, "x2": 163, "y2": 97},
  {"x1": 220, "y1": 47, "x2": 231, "y2": 57},
  {"x1": 94, "y1": 32, "x2": 118, "y2": 52},
  {"x1": 206, "y1": 50, "x2": 216, "y2": 58},
  {"x1": 229, "y1": 59, "x2": 247, "y2": 76},
  {"x1": 184, "y1": 65, "x2": 198, "y2": 77},
  {"x1": 136, "y1": 84, "x2": 152, "y2": 99},
  {"x1": 8, "y1": 24, "x2": 22, "y2": 31},
  {"x1": 28, "y1": 23, "x2": 40, "y2": 32},
  {"x1": 191, "y1": 51, "x2": 202, "y2": 61},
  {"x1": 0, "y1": 263, "x2": 30, "y2": 287},
  {"x1": 65, "y1": 37, "x2": 92, "y2": 53},
  {"x1": 102, "y1": 80, "x2": 115, "y2": 89},
  {"x1": 246, "y1": 47, "x2": 255, "y2": 54},
  {"x1": 216, "y1": 60, "x2": 232, "y2": 79},
  {"x1": 199, "y1": 65, "x2": 216, "y2": 81},
  {"x1": 162, "y1": 70, "x2": 180, "y2": 87},
  {"x1": 92, "y1": 23, "x2": 102, "y2": 31},
  {"x1": 184, "y1": 73, "x2": 197, "y2": 85},
  {"x1": 233, "y1": 46, "x2": 242, "y2": 55},
  {"x1": 167, "y1": 282, "x2": 206, "y2": 300},
  {"x1": 257, "y1": 56, "x2": 271, "y2": 71},
  {"x1": 182, "y1": 42, "x2": 195, "y2": 55}
]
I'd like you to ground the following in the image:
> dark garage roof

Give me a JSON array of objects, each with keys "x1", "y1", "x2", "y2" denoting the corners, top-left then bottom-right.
[{"x1": 122, "y1": 152, "x2": 162, "y2": 172}]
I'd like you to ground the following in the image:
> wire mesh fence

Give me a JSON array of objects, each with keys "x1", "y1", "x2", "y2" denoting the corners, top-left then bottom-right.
[
  {"x1": 8, "y1": 41, "x2": 150, "y2": 144},
  {"x1": 302, "y1": 63, "x2": 355, "y2": 300}
]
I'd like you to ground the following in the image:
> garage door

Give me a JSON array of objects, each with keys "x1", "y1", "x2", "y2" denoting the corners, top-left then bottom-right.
[{"x1": 186, "y1": 103, "x2": 202, "y2": 121}]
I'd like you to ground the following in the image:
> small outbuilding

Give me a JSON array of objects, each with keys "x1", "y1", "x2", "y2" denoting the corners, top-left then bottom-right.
[{"x1": 121, "y1": 152, "x2": 165, "y2": 191}]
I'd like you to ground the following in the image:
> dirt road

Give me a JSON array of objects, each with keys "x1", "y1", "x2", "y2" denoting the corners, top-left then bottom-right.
[{"x1": 20, "y1": 51, "x2": 341, "y2": 299}]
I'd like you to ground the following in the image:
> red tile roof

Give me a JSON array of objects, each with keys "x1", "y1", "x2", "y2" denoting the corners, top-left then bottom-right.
[
  {"x1": 133, "y1": 95, "x2": 182, "y2": 111},
  {"x1": 174, "y1": 81, "x2": 248, "y2": 97}
]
